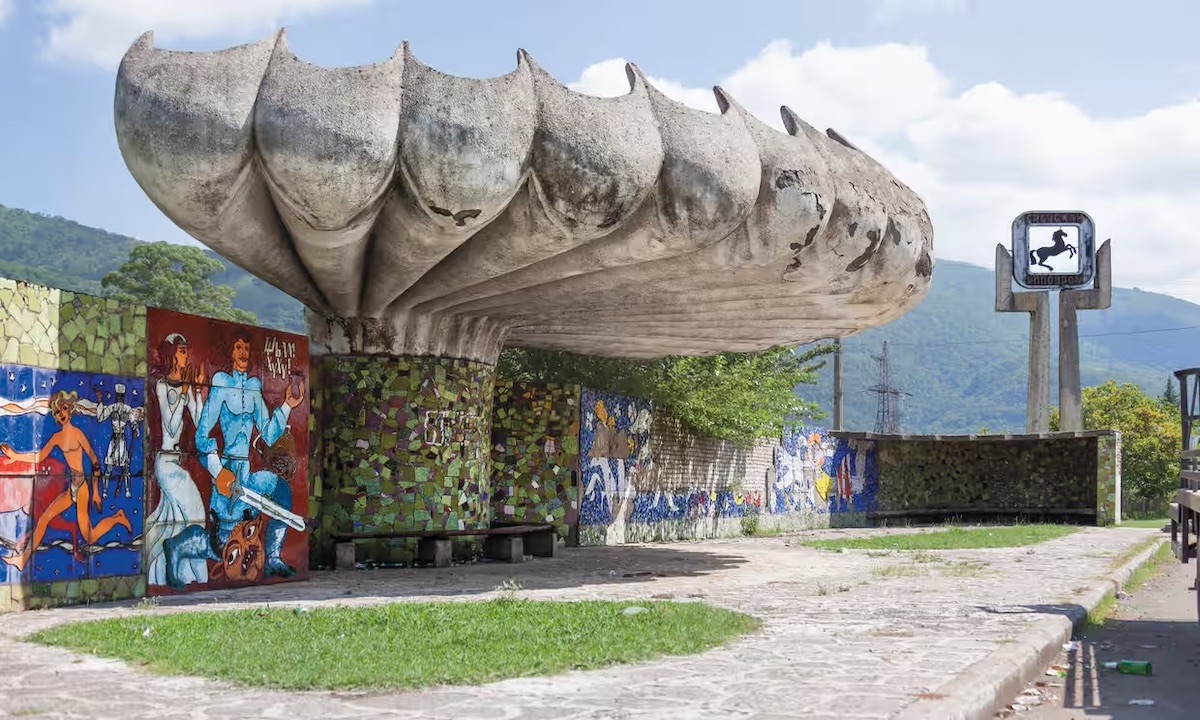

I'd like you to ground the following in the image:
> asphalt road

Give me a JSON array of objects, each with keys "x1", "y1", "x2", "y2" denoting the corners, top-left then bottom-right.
[{"x1": 999, "y1": 553, "x2": 1200, "y2": 719}]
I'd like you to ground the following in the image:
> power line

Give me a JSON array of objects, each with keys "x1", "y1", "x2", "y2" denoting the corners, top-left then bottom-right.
[{"x1": 837, "y1": 323, "x2": 1200, "y2": 352}]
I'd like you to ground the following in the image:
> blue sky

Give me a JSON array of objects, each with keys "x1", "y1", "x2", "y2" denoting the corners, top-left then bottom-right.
[{"x1": 2, "y1": 0, "x2": 1199, "y2": 299}]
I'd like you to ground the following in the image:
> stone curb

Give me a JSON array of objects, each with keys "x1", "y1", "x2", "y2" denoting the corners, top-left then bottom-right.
[{"x1": 892, "y1": 536, "x2": 1167, "y2": 720}]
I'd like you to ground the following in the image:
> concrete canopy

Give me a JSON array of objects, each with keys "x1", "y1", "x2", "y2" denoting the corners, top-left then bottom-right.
[{"x1": 114, "y1": 31, "x2": 934, "y2": 363}]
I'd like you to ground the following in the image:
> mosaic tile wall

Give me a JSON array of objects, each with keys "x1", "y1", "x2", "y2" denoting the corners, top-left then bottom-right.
[
  {"x1": 0, "y1": 278, "x2": 147, "y2": 375},
  {"x1": 852, "y1": 431, "x2": 1121, "y2": 525},
  {"x1": 1096, "y1": 432, "x2": 1122, "y2": 526},
  {"x1": 577, "y1": 388, "x2": 652, "y2": 545},
  {"x1": 0, "y1": 279, "x2": 148, "y2": 611},
  {"x1": 771, "y1": 427, "x2": 879, "y2": 529},
  {"x1": 489, "y1": 382, "x2": 580, "y2": 539},
  {"x1": 316, "y1": 355, "x2": 496, "y2": 564}
]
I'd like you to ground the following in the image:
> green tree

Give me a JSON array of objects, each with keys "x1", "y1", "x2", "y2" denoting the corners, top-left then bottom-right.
[
  {"x1": 1161, "y1": 376, "x2": 1181, "y2": 409},
  {"x1": 497, "y1": 345, "x2": 833, "y2": 446},
  {"x1": 102, "y1": 241, "x2": 256, "y2": 324},
  {"x1": 1051, "y1": 381, "x2": 1180, "y2": 502}
]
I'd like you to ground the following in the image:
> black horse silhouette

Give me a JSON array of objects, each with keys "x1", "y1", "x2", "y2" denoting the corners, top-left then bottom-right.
[{"x1": 1030, "y1": 228, "x2": 1077, "y2": 270}]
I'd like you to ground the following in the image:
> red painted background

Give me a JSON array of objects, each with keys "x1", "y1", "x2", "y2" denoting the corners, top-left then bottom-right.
[{"x1": 145, "y1": 308, "x2": 309, "y2": 594}]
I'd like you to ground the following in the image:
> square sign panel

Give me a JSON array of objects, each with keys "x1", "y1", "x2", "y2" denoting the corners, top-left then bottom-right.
[{"x1": 1011, "y1": 211, "x2": 1096, "y2": 290}]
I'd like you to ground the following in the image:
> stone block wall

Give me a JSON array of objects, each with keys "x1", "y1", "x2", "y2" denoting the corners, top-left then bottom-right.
[
  {"x1": 847, "y1": 431, "x2": 1122, "y2": 524},
  {"x1": 647, "y1": 414, "x2": 774, "y2": 494}
]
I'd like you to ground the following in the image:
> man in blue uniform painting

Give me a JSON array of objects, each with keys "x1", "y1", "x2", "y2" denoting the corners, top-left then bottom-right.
[{"x1": 162, "y1": 328, "x2": 304, "y2": 590}]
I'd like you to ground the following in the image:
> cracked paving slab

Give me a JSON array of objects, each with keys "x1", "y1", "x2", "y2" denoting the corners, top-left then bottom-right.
[{"x1": 0, "y1": 526, "x2": 1158, "y2": 720}]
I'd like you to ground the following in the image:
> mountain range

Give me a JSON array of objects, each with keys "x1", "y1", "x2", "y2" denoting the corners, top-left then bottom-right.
[{"x1": 2, "y1": 203, "x2": 1195, "y2": 434}]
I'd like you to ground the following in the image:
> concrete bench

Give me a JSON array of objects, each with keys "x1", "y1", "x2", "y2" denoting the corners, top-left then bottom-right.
[{"x1": 330, "y1": 524, "x2": 559, "y2": 570}]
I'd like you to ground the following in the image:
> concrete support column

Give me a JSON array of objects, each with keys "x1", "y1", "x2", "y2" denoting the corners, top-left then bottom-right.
[
  {"x1": 1058, "y1": 239, "x2": 1113, "y2": 433},
  {"x1": 1026, "y1": 293, "x2": 1051, "y2": 433},
  {"x1": 313, "y1": 353, "x2": 496, "y2": 564},
  {"x1": 995, "y1": 244, "x2": 1051, "y2": 433},
  {"x1": 832, "y1": 339, "x2": 844, "y2": 432}
]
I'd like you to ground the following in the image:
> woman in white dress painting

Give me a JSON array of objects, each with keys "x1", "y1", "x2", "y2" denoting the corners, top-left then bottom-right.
[{"x1": 144, "y1": 333, "x2": 208, "y2": 587}]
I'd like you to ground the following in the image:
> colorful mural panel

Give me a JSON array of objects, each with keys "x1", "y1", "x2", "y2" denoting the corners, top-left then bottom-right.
[
  {"x1": 0, "y1": 364, "x2": 145, "y2": 585},
  {"x1": 144, "y1": 309, "x2": 310, "y2": 594},
  {"x1": 489, "y1": 382, "x2": 580, "y2": 537},
  {"x1": 774, "y1": 428, "x2": 879, "y2": 516},
  {"x1": 578, "y1": 388, "x2": 652, "y2": 528}
]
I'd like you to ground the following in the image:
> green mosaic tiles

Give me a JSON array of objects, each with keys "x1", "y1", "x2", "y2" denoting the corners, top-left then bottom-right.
[
  {"x1": 856, "y1": 431, "x2": 1119, "y2": 524},
  {"x1": 315, "y1": 355, "x2": 496, "y2": 563},
  {"x1": 0, "y1": 278, "x2": 58, "y2": 368},
  {"x1": 490, "y1": 382, "x2": 580, "y2": 538},
  {"x1": 2, "y1": 574, "x2": 145, "y2": 612},
  {"x1": 1096, "y1": 432, "x2": 1121, "y2": 526},
  {"x1": 0, "y1": 279, "x2": 146, "y2": 376},
  {"x1": 58, "y1": 291, "x2": 147, "y2": 376}
]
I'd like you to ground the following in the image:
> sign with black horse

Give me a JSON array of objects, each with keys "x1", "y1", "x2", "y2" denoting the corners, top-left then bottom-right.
[{"x1": 1011, "y1": 211, "x2": 1096, "y2": 290}]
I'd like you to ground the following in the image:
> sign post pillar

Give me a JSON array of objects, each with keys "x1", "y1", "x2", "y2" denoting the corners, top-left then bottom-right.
[
  {"x1": 995, "y1": 245, "x2": 1052, "y2": 433},
  {"x1": 1004, "y1": 211, "x2": 1109, "y2": 433}
]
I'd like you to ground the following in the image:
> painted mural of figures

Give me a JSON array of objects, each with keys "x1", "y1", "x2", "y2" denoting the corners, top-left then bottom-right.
[
  {"x1": 145, "y1": 333, "x2": 208, "y2": 587},
  {"x1": 94, "y1": 383, "x2": 145, "y2": 499},
  {"x1": 163, "y1": 329, "x2": 304, "y2": 589},
  {"x1": 0, "y1": 391, "x2": 132, "y2": 571}
]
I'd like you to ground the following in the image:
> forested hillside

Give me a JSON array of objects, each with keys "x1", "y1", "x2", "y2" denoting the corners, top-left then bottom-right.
[
  {"x1": 0, "y1": 204, "x2": 303, "y2": 332},
  {"x1": 4, "y1": 202, "x2": 1198, "y2": 434}
]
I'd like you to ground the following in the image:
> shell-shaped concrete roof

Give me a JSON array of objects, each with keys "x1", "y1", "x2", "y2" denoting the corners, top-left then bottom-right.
[{"x1": 114, "y1": 31, "x2": 934, "y2": 361}]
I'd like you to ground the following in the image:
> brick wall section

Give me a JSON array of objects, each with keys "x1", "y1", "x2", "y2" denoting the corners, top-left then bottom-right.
[{"x1": 646, "y1": 413, "x2": 775, "y2": 496}]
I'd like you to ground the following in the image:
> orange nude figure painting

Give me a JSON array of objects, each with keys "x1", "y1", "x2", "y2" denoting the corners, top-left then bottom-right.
[{"x1": 0, "y1": 391, "x2": 132, "y2": 570}]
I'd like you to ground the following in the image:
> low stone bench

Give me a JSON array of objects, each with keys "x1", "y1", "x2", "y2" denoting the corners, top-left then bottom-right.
[{"x1": 330, "y1": 524, "x2": 559, "y2": 569}]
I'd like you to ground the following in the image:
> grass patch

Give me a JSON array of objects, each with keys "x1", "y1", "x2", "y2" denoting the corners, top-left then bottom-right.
[
  {"x1": 740, "y1": 515, "x2": 783, "y2": 538},
  {"x1": 1082, "y1": 541, "x2": 1172, "y2": 633},
  {"x1": 803, "y1": 525, "x2": 1079, "y2": 552},
  {"x1": 1119, "y1": 517, "x2": 1168, "y2": 529},
  {"x1": 31, "y1": 599, "x2": 759, "y2": 691},
  {"x1": 940, "y1": 560, "x2": 989, "y2": 577},
  {"x1": 871, "y1": 564, "x2": 926, "y2": 578},
  {"x1": 1104, "y1": 536, "x2": 1164, "y2": 574}
]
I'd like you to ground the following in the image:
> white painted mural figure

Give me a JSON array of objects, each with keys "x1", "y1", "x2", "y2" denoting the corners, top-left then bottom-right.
[
  {"x1": 144, "y1": 333, "x2": 208, "y2": 587},
  {"x1": 94, "y1": 382, "x2": 144, "y2": 499}
]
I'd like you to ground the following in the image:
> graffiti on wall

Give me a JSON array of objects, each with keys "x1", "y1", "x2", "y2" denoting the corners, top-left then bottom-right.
[
  {"x1": 626, "y1": 488, "x2": 763, "y2": 525},
  {"x1": 0, "y1": 365, "x2": 145, "y2": 584},
  {"x1": 144, "y1": 309, "x2": 309, "y2": 593},
  {"x1": 490, "y1": 382, "x2": 580, "y2": 536},
  {"x1": 579, "y1": 388, "x2": 652, "y2": 527},
  {"x1": 774, "y1": 428, "x2": 878, "y2": 514}
]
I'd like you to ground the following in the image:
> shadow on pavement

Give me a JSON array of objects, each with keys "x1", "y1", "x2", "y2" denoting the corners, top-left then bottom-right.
[
  {"x1": 1042, "y1": 618, "x2": 1200, "y2": 719},
  {"x1": 134, "y1": 543, "x2": 752, "y2": 609}
]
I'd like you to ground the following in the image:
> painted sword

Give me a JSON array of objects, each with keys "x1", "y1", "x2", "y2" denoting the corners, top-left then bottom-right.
[{"x1": 237, "y1": 486, "x2": 307, "y2": 533}]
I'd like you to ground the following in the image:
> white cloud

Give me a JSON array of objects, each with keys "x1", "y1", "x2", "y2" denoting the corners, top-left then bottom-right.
[
  {"x1": 0, "y1": 0, "x2": 13, "y2": 26},
  {"x1": 569, "y1": 40, "x2": 1200, "y2": 303},
  {"x1": 38, "y1": 0, "x2": 372, "y2": 69}
]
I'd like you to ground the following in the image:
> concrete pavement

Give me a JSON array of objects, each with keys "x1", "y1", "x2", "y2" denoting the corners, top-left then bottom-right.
[{"x1": 0, "y1": 526, "x2": 1166, "y2": 719}]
